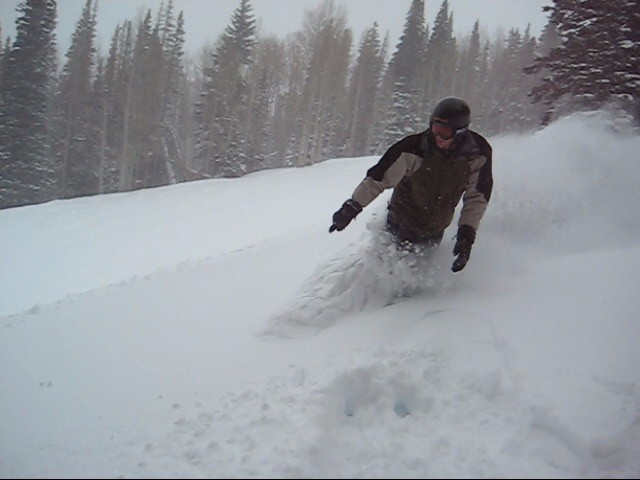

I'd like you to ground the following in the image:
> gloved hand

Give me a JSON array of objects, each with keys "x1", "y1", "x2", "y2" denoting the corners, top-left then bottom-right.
[
  {"x1": 329, "y1": 199, "x2": 363, "y2": 233},
  {"x1": 452, "y1": 225, "x2": 476, "y2": 272}
]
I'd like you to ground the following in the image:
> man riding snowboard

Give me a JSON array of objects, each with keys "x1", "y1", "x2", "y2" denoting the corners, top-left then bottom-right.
[{"x1": 329, "y1": 96, "x2": 493, "y2": 273}]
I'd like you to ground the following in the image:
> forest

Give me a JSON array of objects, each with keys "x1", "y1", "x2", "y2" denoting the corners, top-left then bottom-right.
[{"x1": 0, "y1": 0, "x2": 638, "y2": 209}]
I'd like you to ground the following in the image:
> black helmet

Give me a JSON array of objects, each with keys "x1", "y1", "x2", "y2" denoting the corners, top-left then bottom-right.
[{"x1": 430, "y1": 96, "x2": 471, "y2": 131}]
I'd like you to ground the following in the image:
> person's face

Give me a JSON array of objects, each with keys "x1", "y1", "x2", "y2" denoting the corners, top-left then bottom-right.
[
  {"x1": 435, "y1": 135, "x2": 454, "y2": 150},
  {"x1": 432, "y1": 123, "x2": 455, "y2": 150}
]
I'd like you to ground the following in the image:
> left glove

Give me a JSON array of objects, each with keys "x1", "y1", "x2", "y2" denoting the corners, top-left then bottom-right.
[
  {"x1": 452, "y1": 225, "x2": 476, "y2": 272},
  {"x1": 329, "y1": 199, "x2": 363, "y2": 233}
]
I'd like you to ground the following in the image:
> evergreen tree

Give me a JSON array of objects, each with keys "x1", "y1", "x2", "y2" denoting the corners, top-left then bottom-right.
[
  {"x1": 383, "y1": 0, "x2": 427, "y2": 143},
  {"x1": 137, "y1": 11, "x2": 166, "y2": 187},
  {"x1": 425, "y1": 0, "x2": 457, "y2": 107},
  {"x1": 455, "y1": 20, "x2": 481, "y2": 104},
  {"x1": 491, "y1": 28, "x2": 523, "y2": 133},
  {"x1": 526, "y1": 0, "x2": 640, "y2": 126},
  {"x1": 537, "y1": 16, "x2": 562, "y2": 58},
  {"x1": 473, "y1": 39, "x2": 492, "y2": 131},
  {"x1": 346, "y1": 23, "x2": 386, "y2": 157},
  {"x1": 0, "y1": 0, "x2": 57, "y2": 209},
  {"x1": 192, "y1": 46, "x2": 220, "y2": 177},
  {"x1": 109, "y1": 21, "x2": 135, "y2": 191},
  {"x1": 194, "y1": 0, "x2": 256, "y2": 177},
  {"x1": 159, "y1": 3, "x2": 187, "y2": 183},
  {"x1": 216, "y1": 0, "x2": 256, "y2": 175},
  {"x1": 524, "y1": 17, "x2": 561, "y2": 129},
  {"x1": 383, "y1": 80, "x2": 415, "y2": 143},
  {"x1": 389, "y1": 0, "x2": 426, "y2": 91},
  {"x1": 516, "y1": 25, "x2": 539, "y2": 131},
  {"x1": 368, "y1": 31, "x2": 390, "y2": 155},
  {"x1": 91, "y1": 54, "x2": 110, "y2": 194},
  {"x1": 0, "y1": 26, "x2": 5, "y2": 94},
  {"x1": 116, "y1": 10, "x2": 167, "y2": 190},
  {"x1": 91, "y1": 23, "x2": 121, "y2": 193},
  {"x1": 103, "y1": 22, "x2": 131, "y2": 192},
  {"x1": 54, "y1": 0, "x2": 98, "y2": 198}
]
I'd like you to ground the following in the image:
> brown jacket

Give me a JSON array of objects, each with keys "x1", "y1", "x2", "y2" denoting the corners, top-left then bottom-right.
[{"x1": 352, "y1": 129, "x2": 493, "y2": 243}]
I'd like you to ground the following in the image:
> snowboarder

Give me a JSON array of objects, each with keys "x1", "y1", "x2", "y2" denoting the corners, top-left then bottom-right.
[{"x1": 329, "y1": 96, "x2": 493, "y2": 273}]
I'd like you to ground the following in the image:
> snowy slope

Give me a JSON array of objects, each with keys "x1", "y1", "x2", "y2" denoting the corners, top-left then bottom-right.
[{"x1": 1, "y1": 113, "x2": 640, "y2": 478}]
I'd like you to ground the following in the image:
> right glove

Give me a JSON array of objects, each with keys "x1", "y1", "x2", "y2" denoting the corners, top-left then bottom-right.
[
  {"x1": 329, "y1": 199, "x2": 363, "y2": 233},
  {"x1": 452, "y1": 224, "x2": 476, "y2": 272}
]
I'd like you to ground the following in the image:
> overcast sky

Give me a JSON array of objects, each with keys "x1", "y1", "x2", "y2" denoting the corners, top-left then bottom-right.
[{"x1": 0, "y1": 0, "x2": 551, "y2": 56}]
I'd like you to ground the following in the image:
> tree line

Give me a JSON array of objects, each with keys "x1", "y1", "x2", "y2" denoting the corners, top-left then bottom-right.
[{"x1": 0, "y1": 0, "x2": 638, "y2": 209}]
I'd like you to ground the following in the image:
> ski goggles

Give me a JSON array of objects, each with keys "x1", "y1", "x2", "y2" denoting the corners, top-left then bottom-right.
[{"x1": 431, "y1": 122, "x2": 455, "y2": 140}]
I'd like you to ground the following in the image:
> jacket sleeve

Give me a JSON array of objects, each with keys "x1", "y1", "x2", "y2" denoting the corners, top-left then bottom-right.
[
  {"x1": 351, "y1": 136, "x2": 423, "y2": 207},
  {"x1": 459, "y1": 139, "x2": 493, "y2": 231}
]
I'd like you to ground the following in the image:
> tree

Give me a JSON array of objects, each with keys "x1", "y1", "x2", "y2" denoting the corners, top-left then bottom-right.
[
  {"x1": 0, "y1": 0, "x2": 58, "y2": 209},
  {"x1": 383, "y1": 81, "x2": 416, "y2": 144},
  {"x1": 526, "y1": 0, "x2": 640, "y2": 126},
  {"x1": 515, "y1": 25, "x2": 540, "y2": 131},
  {"x1": 271, "y1": 32, "x2": 307, "y2": 166},
  {"x1": 384, "y1": 0, "x2": 427, "y2": 137},
  {"x1": 346, "y1": 22, "x2": 386, "y2": 157},
  {"x1": 472, "y1": 39, "x2": 492, "y2": 132},
  {"x1": 131, "y1": 10, "x2": 165, "y2": 188},
  {"x1": 389, "y1": 0, "x2": 426, "y2": 93},
  {"x1": 0, "y1": 26, "x2": 5, "y2": 94},
  {"x1": 293, "y1": 0, "x2": 351, "y2": 165},
  {"x1": 490, "y1": 28, "x2": 523, "y2": 133},
  {"x1": 106, "y1": 20, "x2": 135, "y2": 191},
  {"x1": 159, "y1": 4, "x2": 188, "y2": 183},
  {"x1": 194, "y1": 0, "x2": 257, "y2": 177},
  {"x1": 54, "y1": 0, "x2": 98, "y2": 198},
  {"x1": 245, "y1": 35, "x2": 285, "y2": 168},
  {"x1": 108, "y1": 9, "x2": 170, "y2": 191},
  {"x1": 454, "y1": 20, "x2": 481, "y2": 104},
  {"x1": 425, "y1": 0, "x2": 457, "y2": 108}
]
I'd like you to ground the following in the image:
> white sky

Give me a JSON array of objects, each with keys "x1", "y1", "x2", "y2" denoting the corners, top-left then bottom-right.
[
  {"x1": 0, "y1": 0, "x2": 551, "y2": 55},
  {"x1": 1, "y1": 112, "x2": 640, "y2": 476}
]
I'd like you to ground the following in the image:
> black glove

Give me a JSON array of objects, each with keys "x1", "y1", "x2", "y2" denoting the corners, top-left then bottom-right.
[
  {"x1": 452, "y1": 225, "x2": 476, "y2": 272},
  {"x1": 329, "y1": 199, "x2": 363, "y2": 233}
]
